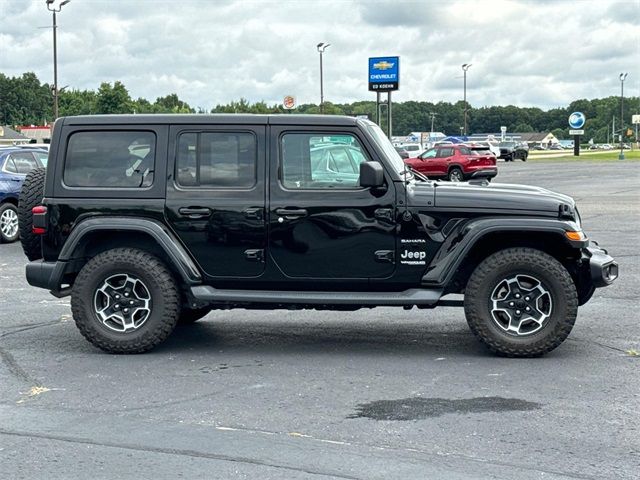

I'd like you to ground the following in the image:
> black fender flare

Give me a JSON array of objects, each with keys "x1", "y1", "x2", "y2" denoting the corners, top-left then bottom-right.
[
  {"x1": 58, "y1": 217, "x2": 202, "y2": 284},
  {"x1": 421, "y1": 217, "x2": 585, "y2": 287}
]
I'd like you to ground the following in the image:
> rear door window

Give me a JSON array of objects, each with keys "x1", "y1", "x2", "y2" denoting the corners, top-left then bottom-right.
[
  {"x1": 176, "y1": 131, "x2": 257, "y2": 188},
  {"x1": 64, "y1": 131, "x2": 156, "y2": 188},
  {"x1": 437, "y1": 147, "x2": 454, "y2": 158},
  {"x1": 8, "y1": 152, "x2": 39, "y2": 174}
]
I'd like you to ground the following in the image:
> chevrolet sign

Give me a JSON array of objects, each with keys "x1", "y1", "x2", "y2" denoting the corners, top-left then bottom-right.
[{"x1": 368, "y1": 56, "x2": 399, "y2": 92}]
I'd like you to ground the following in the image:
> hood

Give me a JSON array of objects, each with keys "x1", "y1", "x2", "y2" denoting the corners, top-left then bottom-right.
[{"x1": 430, "y1": 181, "x2": 575, "y2": 213}]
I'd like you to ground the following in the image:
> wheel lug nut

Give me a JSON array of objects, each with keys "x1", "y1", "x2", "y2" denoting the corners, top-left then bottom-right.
[
  {"x1": 515, "y1": 310, "x2": 521, "y2": 315},
  {"x1": 114, "y1": 304, "x2": 120, "y2": 309},
  {"x1": 525, "y1": 297, "x2": 530, "y2": 301},
  {"x1": 509, "y1": 302, "x2": 515, "y2": 307},
  {"x1": 115, "y1": 295, "x2": 120, "y2": 300},
  {"x1": 515, "y1": 294, "x2": 521, "y2": 298},
  {"x1": 123, "y1": 308, "x2": 129, "y2": 313},
  {"x1": 129, "y1": 300, "x2": 134, "y2": 305},
  {"x1": 124, "y1": 292, "x2": 130, "y2": 297},
  {"x1": 525, "y1": 307, "x2": 531, "y2": 311}
]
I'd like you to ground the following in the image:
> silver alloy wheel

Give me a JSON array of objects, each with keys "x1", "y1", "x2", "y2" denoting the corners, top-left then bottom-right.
[
  {"x1": 93, "y1": 274, "x2": 152, "y2": 333},
  {"x1": 490, "y1": 274, "x2": 553, "y2": 336},
  {"x1": 0, "y1": 207, "x2": 19, "y2": 239},
  {"x1": 449, "y1": 169, "x2": 463, "y2": 182}
]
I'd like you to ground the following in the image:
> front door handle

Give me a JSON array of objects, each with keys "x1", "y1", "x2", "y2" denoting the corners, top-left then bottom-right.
[
  {"x1": 178, "y1": 207, "x2": 211, "y2": 218},
  {"x1": 275, "y1": 208, "x2": 308, "y2": 218},
  {"x1": 243, "y1": 207, "x2": 263, "y2": 220}
]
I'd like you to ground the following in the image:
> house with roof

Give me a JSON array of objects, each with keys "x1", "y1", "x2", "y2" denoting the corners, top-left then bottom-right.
[
  {"x1": 0, "y1": 126, "x2": 30, "y2": 146},
  {"x1": 19, "y1": 125, "x2": 52, "y2": 143}
]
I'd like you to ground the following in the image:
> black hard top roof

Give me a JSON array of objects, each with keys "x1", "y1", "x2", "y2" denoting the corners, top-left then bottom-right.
[{"x1": 62, "y1": 114, "x2": 362, "y2": 127}]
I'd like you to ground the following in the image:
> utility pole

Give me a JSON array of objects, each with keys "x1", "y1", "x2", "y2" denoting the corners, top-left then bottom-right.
[
  {"x1": 461, "y1": 63, "x2": 471, "y2": 136},
  {"x1": 46, "y1": 0, "x2": 71, "y2": 120},
  {"x1": 429, "y1": 112, "x2": 437, "y2": 133},
  {"x1": 619, "y1": 73, "x2": 628, "y2": 160}
]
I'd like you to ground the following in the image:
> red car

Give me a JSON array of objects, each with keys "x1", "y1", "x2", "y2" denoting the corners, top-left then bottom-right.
[{"x1": 404, "y1": 144, "x2": 497, "y2": 182}]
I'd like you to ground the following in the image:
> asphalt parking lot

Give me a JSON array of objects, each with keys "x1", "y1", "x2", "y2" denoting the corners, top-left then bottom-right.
[{"x1": 1, "y1": 160, "x2": 638, "y2": 480}]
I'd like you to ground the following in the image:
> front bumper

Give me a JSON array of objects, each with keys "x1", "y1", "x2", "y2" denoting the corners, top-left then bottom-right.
[{"x1": 585, "y1": 245, "x2": 618, "y2": 288}]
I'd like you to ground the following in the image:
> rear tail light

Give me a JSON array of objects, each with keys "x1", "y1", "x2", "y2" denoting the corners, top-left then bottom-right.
[{"x1": 32, "y1": 205, "x2": 47, "y2": 235}]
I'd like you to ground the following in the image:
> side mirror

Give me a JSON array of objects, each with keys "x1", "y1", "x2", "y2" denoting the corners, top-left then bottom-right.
[{"x1": 359, "y1": 161, "x2": 384, "y2": 188}]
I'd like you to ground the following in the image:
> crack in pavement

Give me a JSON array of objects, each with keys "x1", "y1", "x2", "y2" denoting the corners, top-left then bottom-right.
[
  {"x1": 567, "y1": 337, "x2": 629, "y2": 354},
  {"x1": 0, "y1": 319, "x2": 63, "y2": 339},
  {"x1": 0, "y1": 346, "x2": 42, "y2": 387},
  {"x1": 0, "y1": 423, "x2": 598, "y2": 480},
  {"x1": 0, "y1": 429, "x2": 361, "y2": 480}
]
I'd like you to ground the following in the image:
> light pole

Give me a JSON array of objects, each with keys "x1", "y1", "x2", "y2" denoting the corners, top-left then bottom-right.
[
  {"x1": 461, "y1": 63, "x2": 471, "y2": 136},
  {"x1": 317, "y1": 42, "x2": 330, "y2": 114},
  {"x1": 46, "y1": 0, "x2": 71, "y2": 120},
  {"x1": 619, "y1": 72, "x2": 628, "y2": 160}
]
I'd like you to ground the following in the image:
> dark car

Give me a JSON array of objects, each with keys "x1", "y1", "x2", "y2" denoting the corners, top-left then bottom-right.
[
  {"x1": 0, "y1": 147, "x2": 47, "y2": 242},
  {"x1": 394, "y1": 146, "x2": 409, "y2": 159},
  {"x1": 498, "y1": 141, "x2": 529, "y2": 161},
  {"x1": 19, "y1": 114, "x2": 616, "y2": 357},
  {"x1": 404, "y1": 144, "x2": 497, "y2": 182}
]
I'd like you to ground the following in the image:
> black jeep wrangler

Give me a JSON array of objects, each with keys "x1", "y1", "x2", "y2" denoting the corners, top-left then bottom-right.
[{"x1": 19, "y1": 114, "x2": 617, "y2": 356}]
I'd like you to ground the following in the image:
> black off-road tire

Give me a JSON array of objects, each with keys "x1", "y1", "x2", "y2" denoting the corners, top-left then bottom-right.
[
  {"x1": 71, "y1": 248, "x2": 180, "y2": 354},
  {"x1": 178, "y1": 307, "x2": 210, "y2": 325},
  {"x1": 0, "y1": 203, "x2": 19, "y2": 243},
  {"x1": 18, "y1": 167, "x2": 46, "y2": 260},
  {"x1": 464, "y1": 248, "x2": 578, "y2": 357},
  {"x1": 448, "y1": 167, "x2": 464, "y2": 182}
]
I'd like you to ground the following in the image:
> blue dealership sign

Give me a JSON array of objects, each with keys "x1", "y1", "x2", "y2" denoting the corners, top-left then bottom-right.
[
  {"x1": 568, "y1": 112, "x2": 586, "y2": 129},
  {"x1": 368, "y1": 56, "x2": 399, "y2": 91}
]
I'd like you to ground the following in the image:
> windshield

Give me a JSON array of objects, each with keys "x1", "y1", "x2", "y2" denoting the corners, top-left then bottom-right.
[{"x1": 363, "y1": 122, "x2": 406, "y2": 176}]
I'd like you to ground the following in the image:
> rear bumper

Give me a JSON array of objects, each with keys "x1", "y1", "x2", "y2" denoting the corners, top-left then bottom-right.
[
  {"x1": 468, "y1": 167, "x2": 498, "y2": 179},
  {"x1": 26, "y1": 260, "x2": 70, "y2": 297},
  {"x1": 584, "y1": 245, "x2": 618, "y2": 288}
]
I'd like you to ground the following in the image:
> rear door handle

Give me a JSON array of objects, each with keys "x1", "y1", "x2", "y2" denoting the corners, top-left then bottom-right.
[
  {"x1": 178, "y1": 207, "x2": 211, "y2": 218},
  {"x1": 275, "y1": 208, "x2": 308, "y2": 218}
]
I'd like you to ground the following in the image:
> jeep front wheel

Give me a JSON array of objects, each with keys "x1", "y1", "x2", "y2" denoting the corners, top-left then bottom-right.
[
  {"x1": 71, "y1": 248, "x2": 180, "y2": 353},
  {"x1": 464, "y1": 248, "x2": 578, "y2": 357}
]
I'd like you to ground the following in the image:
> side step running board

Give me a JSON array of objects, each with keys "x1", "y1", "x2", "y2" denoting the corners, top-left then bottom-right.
[{"x1": 190, "y1": 286, "x2": 443, "y2": 306}]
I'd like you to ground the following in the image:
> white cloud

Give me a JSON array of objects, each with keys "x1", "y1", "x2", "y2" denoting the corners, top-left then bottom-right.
[{"x1": 0, "y1": 0, "x2": 638, "y2": 110}]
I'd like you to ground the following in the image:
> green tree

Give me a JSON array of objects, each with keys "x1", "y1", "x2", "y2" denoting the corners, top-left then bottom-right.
[
  {"x1": 154, "y1": 93, "x2": 194, "y2": 113},
  {"x1": 96, "y1": 81, "x2": 132, "y2": 114}
]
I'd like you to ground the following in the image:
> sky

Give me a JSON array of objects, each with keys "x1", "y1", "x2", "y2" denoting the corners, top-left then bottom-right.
[{"x1": 1, "y1": 0, "x2": 639, "y2": 111}]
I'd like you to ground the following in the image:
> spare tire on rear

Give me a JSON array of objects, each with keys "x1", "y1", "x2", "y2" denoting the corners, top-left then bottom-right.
[{"x1": 18, "y1": 167, "x2": 46, "y2": 261}]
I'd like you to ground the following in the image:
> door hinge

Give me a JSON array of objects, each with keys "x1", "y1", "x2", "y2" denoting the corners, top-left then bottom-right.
[
  {"x1": 244, "y1": 249, "x2": 264, "y2": 262},
  {"x1": 375, "y1": 250, "x2": 395, "y2": 263}
]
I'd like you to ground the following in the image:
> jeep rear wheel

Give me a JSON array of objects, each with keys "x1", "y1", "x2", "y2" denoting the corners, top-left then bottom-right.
[
  {"x1": 464, "y1": 248, "x2": 578, "y2": 357},
  {"x1": 18, "y1": 167, "x2": 46, "y2": 260},
  {"x1": 71, "y1": 248, "x2": 180, "y2": 353}
]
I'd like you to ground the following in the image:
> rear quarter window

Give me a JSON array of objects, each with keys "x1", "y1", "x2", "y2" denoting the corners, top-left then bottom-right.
[{"x1": 63, "y1": 131, "x2": 156, "y2": 188}]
